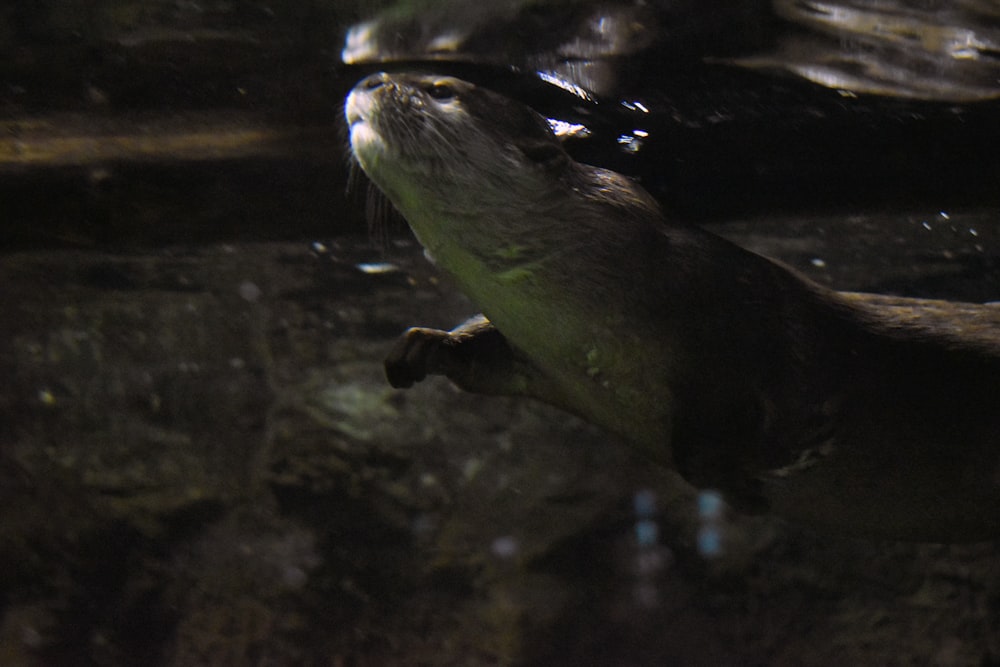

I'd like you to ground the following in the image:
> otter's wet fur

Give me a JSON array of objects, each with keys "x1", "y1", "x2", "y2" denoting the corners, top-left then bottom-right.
[{"x1": 346, "y1": 72, "x2": 1000, "y2": 541}]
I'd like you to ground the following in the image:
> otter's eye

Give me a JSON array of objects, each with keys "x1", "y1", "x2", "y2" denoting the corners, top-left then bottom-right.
[{"x1": 426, "y1": 81, "x2": 457, "y2": 101}]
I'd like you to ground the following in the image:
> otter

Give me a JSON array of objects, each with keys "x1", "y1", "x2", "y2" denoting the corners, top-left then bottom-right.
[{"x1": 346, "y1": 71, "x2": 1000, "y2": 541}]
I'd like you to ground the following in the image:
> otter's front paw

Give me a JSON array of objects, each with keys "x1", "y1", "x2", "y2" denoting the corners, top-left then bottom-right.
[
  {"x1": 385, "y1": 317, "x2": 527, "y2": 396},
  {"x1": 384, "y1": 327, "x2": 452, "y2": 388}
]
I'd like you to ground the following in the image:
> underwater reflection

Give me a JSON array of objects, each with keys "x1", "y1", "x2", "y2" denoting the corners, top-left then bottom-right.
[
  {"x1": 345, "y1": 0, "x2": 1000, "y2": 102},
  {"x1": 733, "y1": 0, "x2": 1000, "y2": 101}
]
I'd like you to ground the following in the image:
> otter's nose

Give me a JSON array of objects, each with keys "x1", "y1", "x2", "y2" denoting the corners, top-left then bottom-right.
[{"x1": 360, "y1": 72, "x2": 390, "y2": 91}]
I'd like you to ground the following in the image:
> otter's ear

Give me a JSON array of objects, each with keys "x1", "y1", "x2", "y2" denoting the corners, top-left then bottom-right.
[{"x1": 514, "y1": 138, "x2": 566, "y2": 167}]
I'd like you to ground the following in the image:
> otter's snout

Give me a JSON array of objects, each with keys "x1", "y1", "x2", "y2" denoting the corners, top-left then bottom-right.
[
  {"x1": 345, "y1": 74, "x2": 387, "y2": 129},
  {"x1": 358, "y1": 71, "x2": 391, "y2": 92}
]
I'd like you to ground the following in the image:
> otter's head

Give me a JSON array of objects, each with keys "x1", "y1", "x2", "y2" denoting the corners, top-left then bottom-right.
[
  {"x1": 345, "y1": 71, "x2": 664, "y2": 310},
  {"x1": 345, "y1": 73, "x2": 571, "y2": 242}
]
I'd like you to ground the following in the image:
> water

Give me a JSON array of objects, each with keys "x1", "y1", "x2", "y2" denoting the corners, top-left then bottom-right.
[{"x1": 2, "y1": 2, "x2": 1000, "y2": 665}]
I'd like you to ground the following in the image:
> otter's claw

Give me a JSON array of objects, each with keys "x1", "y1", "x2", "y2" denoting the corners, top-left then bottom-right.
[{"x1": 384, "y1": 327, "x2": 452, "y2": 388}]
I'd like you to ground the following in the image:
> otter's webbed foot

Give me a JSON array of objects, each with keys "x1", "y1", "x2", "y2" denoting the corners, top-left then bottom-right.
[{"x1": 385, "y1": 315, "x2": 531, "y2": 396}]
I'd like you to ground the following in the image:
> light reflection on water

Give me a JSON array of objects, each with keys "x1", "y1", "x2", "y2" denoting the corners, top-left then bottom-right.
[
  {"x1": 762, "y1": 0, "x2": 1000, "y2": 101},
  {"x1": 346, "y1": 0, "x2": 1000, "y2": 102}
]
